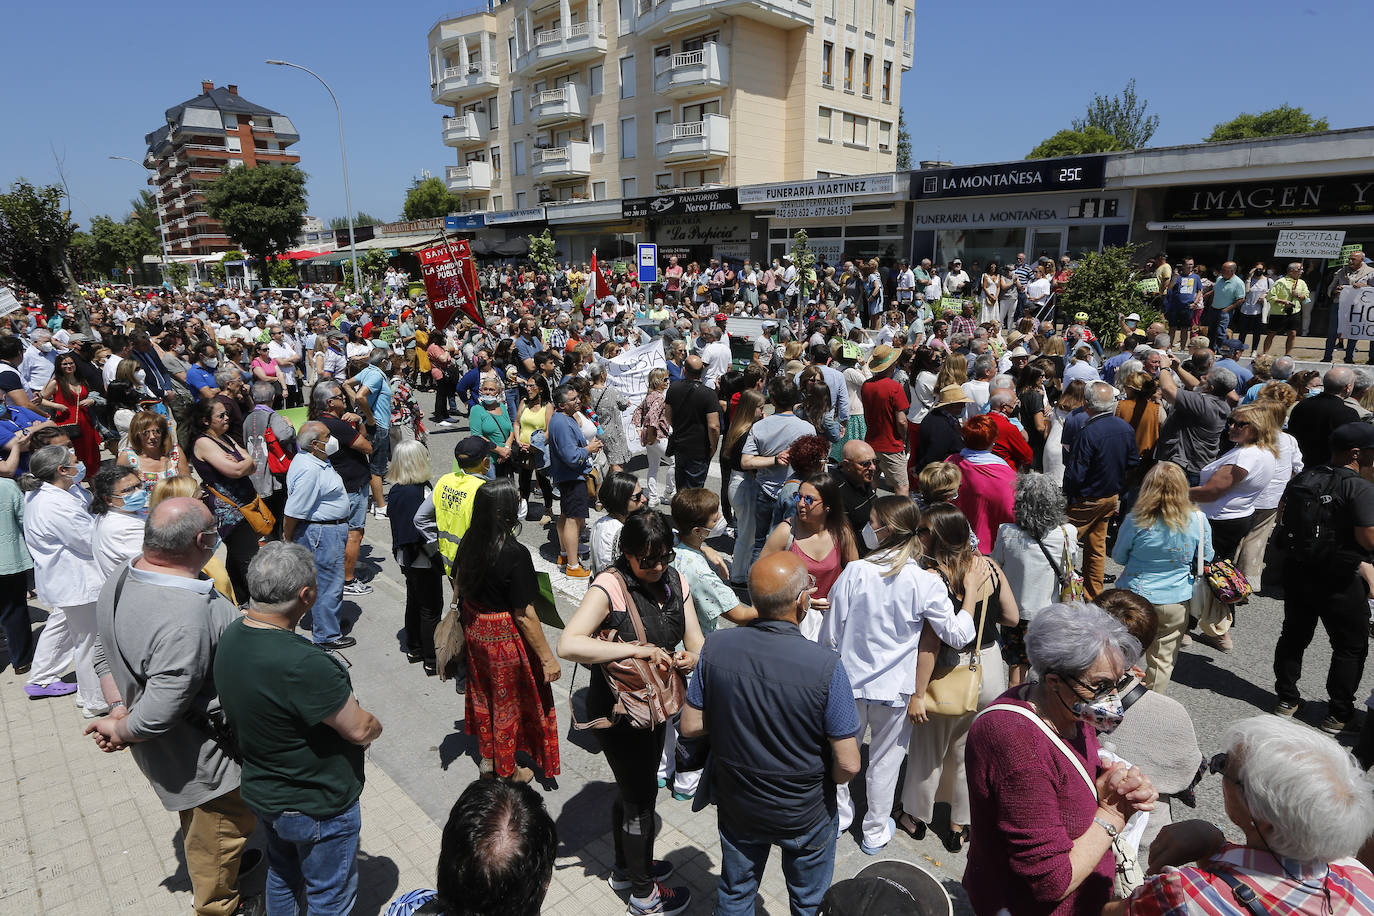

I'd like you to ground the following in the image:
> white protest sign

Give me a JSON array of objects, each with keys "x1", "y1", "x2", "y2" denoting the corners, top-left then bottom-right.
[
  {"x1": 599, "y1": 336, "x2": 665, "y2": 456},
  {"x1": 1275, "y1": 229, "x2": 1346, "y2": 259},
  {"x1": 1336, "y1": 285, "x2": 1374, "y2": 341},
  {"x1": 0, "y1": 286, "x2": 22, "y2": 320}
]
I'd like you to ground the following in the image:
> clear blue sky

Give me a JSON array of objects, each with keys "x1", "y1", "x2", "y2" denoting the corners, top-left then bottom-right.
[{"x1": 0, "y1": 0, "x2": 1360, "y2": 231}]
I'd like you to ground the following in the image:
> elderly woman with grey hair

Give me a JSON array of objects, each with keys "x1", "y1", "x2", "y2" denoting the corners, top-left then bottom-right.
[
  {"x1": 1106, "y1": 715, "x2": 1374, "y2": 915},
  {"x1": 990, "y1": 472, "x2": 1082, "y2": 685},
  {"x1": 963, "y1": 602, "x2": 1157, "y2": 916},
  {"x1": 586, "y1": 362, "x2": 631, "y2": 472}
]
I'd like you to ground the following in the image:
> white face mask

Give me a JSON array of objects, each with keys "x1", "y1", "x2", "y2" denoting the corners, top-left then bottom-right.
[
  {"x1": 705, "y1": 515, "x2": 728, "y2": 539},
  {"x1": 37, "y1": 341, "x2": 53, "y2": 352},
  {"x1": 134, "y1": 369, "x2": 146, "y2": 384},
  {"x1": 861, "y1": 522, "x2": 882, "y2": 552}
]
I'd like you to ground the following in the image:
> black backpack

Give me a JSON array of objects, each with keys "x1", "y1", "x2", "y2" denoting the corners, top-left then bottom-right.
[{"x1": 1276, "y1": 466, "x2": 1349, "y2": 562}]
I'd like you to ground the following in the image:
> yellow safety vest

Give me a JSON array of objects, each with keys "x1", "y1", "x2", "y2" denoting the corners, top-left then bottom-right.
[{"x1": 432, "y1": 470, "x2": 485, "y2": 575}]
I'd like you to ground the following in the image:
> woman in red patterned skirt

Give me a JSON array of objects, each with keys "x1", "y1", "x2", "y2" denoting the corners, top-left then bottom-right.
[{"x1": 452, "y1": 477, "x2": 562, "y2": 782}]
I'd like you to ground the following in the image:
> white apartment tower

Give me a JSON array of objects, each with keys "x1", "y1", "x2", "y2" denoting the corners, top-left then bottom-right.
[{"x1": 428, "y1": 0, "x2": 914, "y2": 211}]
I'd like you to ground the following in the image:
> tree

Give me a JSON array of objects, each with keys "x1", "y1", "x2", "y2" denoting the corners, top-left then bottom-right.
[
  {"x1": 1058, "y1": 244, "x2": 1160, "y2": 339},
  {"x1": 790, "y1": 230, "x2": 816, "y2": 301},
  {"x1": 0, "y1": 179, "x2": 78, "y2": 304},
  {"x1": 163, "y1": 261, "x2": 190, "y2": 290},
  {"x1": 528, "y1": 229, "x2": 556, "y2": 275},
  {"x1": 340, "y1": 249, "x2": 391, "y2": 293},
  {"x1": 1206, "y1": 105, "x2": 1329, "y2": 142},
  {"x1": 68, "y1": 231, "x2": 97, "y2": 281},
  {"x1": 329, "y1": 212, "x2": 385, "y2": 230},
  {"x1": 203, "y1": 164, "x2": 308, "y2": 285},
  {"x1": 265, "y1": 257, "x2": 298, "y2": 288},
  {"x1": 402, "y1": 177, "x2": 460, "y2": 221},
  {"x1": 89, "y1": 213, "x2": 159, "y2": 277},
  {"x1": 896, "y1": 108, "x2": 912, "y2": 170},
  {"x1": 1071, "y1": 78, "x2": 1158, "y2": 150},
  {"x1": 1027, "y1": 127, "x2": 1122, "y2": 160}
]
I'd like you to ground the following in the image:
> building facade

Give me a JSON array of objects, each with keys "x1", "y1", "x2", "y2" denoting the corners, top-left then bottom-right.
[
  {"x1": 428, "y1": 0, "x2": 913, "y2": 213},
  {"x1": 143, "y1": 81, "x2": 301, "y2": 256}
]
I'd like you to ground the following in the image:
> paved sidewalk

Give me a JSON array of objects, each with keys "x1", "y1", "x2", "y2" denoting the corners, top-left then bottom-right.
[{"x1": 0, "y1": 654, "x2": 442, "y2": 916}]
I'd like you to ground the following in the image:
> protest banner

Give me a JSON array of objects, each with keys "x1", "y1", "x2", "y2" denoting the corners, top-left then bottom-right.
[
  {"x1": 1336, "y1": 285, "x2": 1374, "y2": 341},
  {"x1": 417, "y1": 238, "x2": 483, "y2": 331},
  {"x1": 598, "y1": 336, "x2": 665, "y2": 456},
  {"x1": 1274, "y1": 229, "x2": 1346, "y2": 260}
]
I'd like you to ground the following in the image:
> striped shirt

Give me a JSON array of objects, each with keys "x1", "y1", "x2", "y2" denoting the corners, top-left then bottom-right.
[{"x1": 1123, "y1": 844, "x2": 1374, "y2": 916}]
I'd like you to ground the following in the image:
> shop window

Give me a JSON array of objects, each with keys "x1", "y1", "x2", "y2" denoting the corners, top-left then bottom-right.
[
  {"x1": 822, "y1": 43, "x2": 833, "y2": 87},
  {"x1": 935, "y1": 228, "x2": 1024, "y2": 268},
  {"x1": 818, "y1": 107, "x2": 832, "y2": 141},
  {"x1": 1067, "y1": 225, "x2": 1103, "y2": 257},
  {"x1": 843, "y1": 49, "x2": 854, "y2": 91}
]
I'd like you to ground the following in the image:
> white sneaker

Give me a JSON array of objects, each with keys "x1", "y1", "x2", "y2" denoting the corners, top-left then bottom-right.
[
  {"x1": 81, "y1": 704, "x2": 111, "y2": 719},
  {"x1": 518, "y1": 499, "x2": 529, "y2": 519},
  {"x1": 370, "y1": 505, "x2": 388, "y2": 519}
]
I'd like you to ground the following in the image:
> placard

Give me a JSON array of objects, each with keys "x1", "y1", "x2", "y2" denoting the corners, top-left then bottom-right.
[
  {"x1": 418, "y1": 240, "x2": 483, "y2": 331},
  {"x1": 1137, "y1": 278, "x2": 1159, "y2": 295},
  {"x1": 0, "y1": 286, "x2": 21, "y2": 320},
  {"x1": 599, "y1": 337, "x2": 665, "y2": 456},
  {"x1": 1330, "y1": 243, "x2": 1366, "y2": 268},
  {"x1": 1275, "y1": 229, "x2": 1346, "y2": 259},
  {"x1": 1337, "y1": 286, "x2": 1374, "y2": 340}
]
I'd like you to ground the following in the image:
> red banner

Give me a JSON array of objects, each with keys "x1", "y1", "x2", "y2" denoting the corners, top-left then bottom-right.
[
  {"x1": 418, "y1": 239, "x2": 484, "y2": 331},
  {"x1": 590, "y1": 250, "x2": 612, "y2": 300}
]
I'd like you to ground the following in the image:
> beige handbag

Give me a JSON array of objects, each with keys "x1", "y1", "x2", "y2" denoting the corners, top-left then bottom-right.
[{"x1": 925, "y1": 587, "x2": 989, "y2": 717}]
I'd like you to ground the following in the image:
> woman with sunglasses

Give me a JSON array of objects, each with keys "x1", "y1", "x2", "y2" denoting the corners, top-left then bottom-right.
[
  {"x1": 759, "y1": 472, "x2": 858, "y2": 641},
  {"x1": 963, "y1": 602, "x2": 1156, "y2": 916},
  {"x1": 589, "y1": 471, "x2": 647, "y2": 575},
  {"x1": 559, "y1": 510, "x2": 703, "y2": 916},
  {"x1": 820, "y1": 497, "x2": 979, "y2": 857},
  {"x1": 37, "y1": 351, "x2": 101, "y2": 473},
  {"x1": 250, "y1": 342, "x2": 285, "y2": 409}
]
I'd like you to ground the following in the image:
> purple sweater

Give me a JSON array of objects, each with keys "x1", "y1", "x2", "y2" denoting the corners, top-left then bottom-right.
[{"x1": 963, "y1": 687, "x2": 1114, "y2": 916}]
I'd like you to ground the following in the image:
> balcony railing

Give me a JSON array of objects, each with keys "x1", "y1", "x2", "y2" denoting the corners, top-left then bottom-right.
[
  {"x1": 637, "y1": 0, "x2": 813, "y2": 31},
  {"x1": 654, "y1": 41, "x2": 728, "y2": 95},
  {"x1": 530, "y1": 141, "x2": 592, "y2": 179},
  {"x1": 433, "y1": 61, "x2": 500, "y2": 101},
  {"x1": 535, "y1": 20, "x2": 602, "y2": 45},
  {"x1": 655, "y1": 113, "x2": 730, "y2": 162},
  {"x1": 516, "y1": 21, "x2": 606, "y2": 71}
]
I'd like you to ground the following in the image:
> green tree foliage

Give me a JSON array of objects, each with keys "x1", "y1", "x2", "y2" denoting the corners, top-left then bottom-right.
[
  {"x1": 1071, "y1": 78, "x2": 1159, "y2": 150},
  {"x1": 340, "y1": 249, "x2": 392, "y2": 293},
  {"x1": 1028, "y1": 127, "x2": 1122, "y2": 160},
  {"x1": 89, "y1": 214, "x2": 159, "y2": 277},
  {"x1": 528, "y1": 229, "x2": 556, "y2": 275},
  {"x1": 266, "y1": 257, "x2": 298, "y2": 288},
  {"x1": 896, "y1": 108, "x2": 912, "y2": 170},
  {"x1": 163, "y1": 261, "x2": 190, "y2": 290},
  {"x1": 203, "y1": 164, "x2": 308, "y2": 284},
  {"x1": 1206, "y1": 105, "x2": 1330, "y2": 142},
  {"x1": 402, "y1": 177, "x2": 461, "y2": 221},
  {"x1": 0, "y1": 179, "x2": 78, "y2": 304},
  {"x1": 790, "y1": 230, "x2": 816, "y2": 301},
  {"x1": 1058, "y1": 245, "x2": 1160, "y2": 339},
  {"x1": 68, "y1": 232, "x2": 97, "y2": 280},
  {"x1": 330, "y1": 212, "x2": 385, "y2": 230}
]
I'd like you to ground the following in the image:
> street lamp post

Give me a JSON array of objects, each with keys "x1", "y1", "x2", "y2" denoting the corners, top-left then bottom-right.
[
  {"x1": 108, "y1": 155, "x2": 171, "y2": 279},
  {"x1": 265, "y1": 59, "x2": 363, "y2": 297}
]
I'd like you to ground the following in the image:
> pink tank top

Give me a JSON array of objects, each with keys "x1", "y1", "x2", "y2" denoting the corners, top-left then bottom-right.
[{"x1": 790, "y1": 534, "x2": 842, "y2": 599}]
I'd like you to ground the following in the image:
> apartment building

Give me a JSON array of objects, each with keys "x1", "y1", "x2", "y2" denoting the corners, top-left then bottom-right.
[
  {"x1": 428, "y1": 0, "x2": 913, "y2": 213},
  {"x1": 143, "y1": 81, "x2": 301, "y2": 255}
]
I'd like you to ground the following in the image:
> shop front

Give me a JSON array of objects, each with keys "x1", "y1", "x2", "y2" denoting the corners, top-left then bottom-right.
[
  {"x1": 909, "y1": 155, "x2": 1122, "y2": 266},
  {"x1": 738, "y1": 174, "x2": 907, "y2": 268},
  {"x1": 621, "y1": 189, "x2": 752, "y2": 267}
]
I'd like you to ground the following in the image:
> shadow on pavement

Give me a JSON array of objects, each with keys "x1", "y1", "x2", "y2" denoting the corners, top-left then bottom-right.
[
  {"x1": 437, "y1": 718, "x2": 480, "y2": 770},
  {"x1": 354, "y1": 849, "x2": 402, "y2": 916}
]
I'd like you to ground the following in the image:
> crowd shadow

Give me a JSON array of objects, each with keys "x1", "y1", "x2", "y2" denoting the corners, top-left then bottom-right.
[
  {"x1": 1172, "y1": 650, "x2": 1277, "y2": 712},
  {"x1": 0, "y1": 603, "x2": 46, "y2": 670},
  {"x1": 437, "y1": 718, "x2": 481, "y2": 770},
  {"x1": 353, "y1": 849, "x2": 402, "y2": 916}
]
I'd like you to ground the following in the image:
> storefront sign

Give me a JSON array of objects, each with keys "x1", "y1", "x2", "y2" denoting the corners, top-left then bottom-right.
[
  {"x1": 911, "y1": 157, "x2": 1106, "y2": 200},
  {"x1": 1162, "y1": 175, "x2": 1374, "y2": 222},
  {"x1": 445, "y1": 213, "x2": 487, "y2": 230},
  {"x1": 378, "y1": 217, "x2": 446, "y2": 237},
  {"x1": 774, "y1": 201, "x2": 854, "y2": 219},
  {"x1": 739, "y1": 174, "x2": 896, "y2": 205},
  {"x1": 1337, "y1": 285, "x2": 1374, "y2": 340},
  {"x1": 622, "y1": 188, "x2": 738, "y2": 219},
  {"x1": 486, "y1": 207, "x2": 546, "y2": 225},
  {"x1": 911, "y1": 191, "x2": 1130, "y2": 228},
  {"x1": 1274, "y1": 229, "x2": 1347, "y2": 259},
  {"x1": 654, "y1": 213, "x2": 750, "y2": 246}
]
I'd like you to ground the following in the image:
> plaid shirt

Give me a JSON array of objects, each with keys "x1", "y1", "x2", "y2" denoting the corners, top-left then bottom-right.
[
  {"x1": 950, "y1": 314, "x2": 977, "y2": 339},
  {"x1": 1123, "y1": 844, "x2": 1374, "y2": 916}
]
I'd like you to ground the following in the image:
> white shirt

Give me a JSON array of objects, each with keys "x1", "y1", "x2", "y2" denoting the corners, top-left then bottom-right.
[
  {"x1": 962, "y1": 379, "x2": 991, "y2": 420},
  {"x1": 23, "y1": 483, "x2": 104, "y2": 607},
  {"x1": 1243, "y1": 276, "x2": 1275, "y2": 315},
  {"x1": 1198, "y1": 444, "x2": 1277, "y2": 520},
  {"x1": 102, "y1": 352, "x2": 124, "y2": 387},
  {"x1": 820, "y1": 553, "x2": 975, "y2": 703},
  {"x1": 990, "y1": 522, "x2": 1080, "y2": 623},
  {"x1": 268, "y1": 340, "x2": 300, "y2": 386},
  {"x1": 943, "y1": 270, "x2": 970, "y2": 297},
  {"x1": 897, "y1": 268, "x2": 916, "y2": 293},
  {"x1": 702, "y1": 340, "x2": 732, "y2": 388},
  {"x1": 21, "y1": 344, "x2": 55, "y2": 394},
  {"x1": 1026, "y1": 276, "x2": 1052, "y2": 304},
  {"x1": 1254, "y1": 432, "x2": 1302, "y2": 511},
  {"x1": 589, "y1": 515, "x2": 623, "y2": 575},
  {"x1": 92, "y1": 510, "x2": 146, "y2": 579}
]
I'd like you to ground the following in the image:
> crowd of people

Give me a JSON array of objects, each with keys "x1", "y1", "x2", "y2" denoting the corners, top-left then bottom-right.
[{"x1": 4, "y1": 244, "x2": 1374, "y2": 916}]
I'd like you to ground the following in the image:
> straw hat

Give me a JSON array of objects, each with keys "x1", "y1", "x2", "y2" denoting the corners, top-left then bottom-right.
[
  {"x1": 868, "y1": 345, "x2": 900, "y2": 374},
  {"x1": 935, "y1": 384, "x2": 973, "y2": 407}
]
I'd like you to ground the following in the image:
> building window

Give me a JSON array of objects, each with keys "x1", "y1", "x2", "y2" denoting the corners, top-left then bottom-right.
[
  {"x1": 592, "y1": 181, "x2": 607, "y2": 201},
  {"x1": 620, "y1": 117, "x2": 637, "y2": 158},
  {"x1": 862, "y1": 55, "x2": 872, "y2": 97},
  {"x1": 223, "y1": 114, "x2": 239, "y2": 129},
  {"x1": 490, "y1": 146, "x2": 501, "y2": 177},
  {"x1": 622, "y1": 177, "x2": 637, "y2": 197},
  {"x1": 846, "y1": 0, "x2": 857, "y2": 24},
  {"x1": 882, "y1": 62, "x2": 892, "y2": 102},
  {"x1": 682, "y1": 167, "x2": 720, "y2": 187},
  {"x1": 842, "y1": 112, "x2": 868, "y2": 146},
  {"x1": 515, "y1": 191, "x2": 527, "y2": 208},
  {"x1": 904, "y1": 11, "x2": 912, "y2": 47},
  {"x1": 655, "y1": 172, "x2": 673, "y2": 190},
  {"x1": 681, "y1": 99, "x2": 720, "y2": 121},
  {"x1": 619, "y1": 55, "x2": 636, "y2": 99},
  {"x1": 822, "y1": 42, "x2": 833, "y2": 87},
  {"x1": 878, "y1": 121, "x2": 892, "y2": 150},
  {"x1": 867, "y1": 0, "x2": 876, "y2": 31},
  {"x1": 511, "y1": 89, "x2": 523, "y2": 125},
  {"x1": 589, "y1": 64, "x2": 603, "y2": 95},
  {"x1": 487, "y1": 97, "x2": 499, "y2": 129},
  {"x1": 508, "y1": 37, "x2": 516, "y2": 70},
  {"x1": 886, "y1": 0, "x2": 896, "y2": 33},
  {"x1": 513, "y1": 140, "x2": 526, "y2": 175},
  {"x1": 825, "y1": 0, "x2": 835, "y2": 17},
  {"x1": 843, "y1": 49, "x2": 854, "y2": 91},
  {"x1": 226, "y1": 136, "x2": 242, "y2": 152},
  {"x1": 818, "y1": 106, "x2": 832, "y2": 141},
  {"x1": 590, "y1": 123, "x2": 605, "y2": 155},
  {"x1": 492, "y1": 195, "x2": 503, "y2": 210}
]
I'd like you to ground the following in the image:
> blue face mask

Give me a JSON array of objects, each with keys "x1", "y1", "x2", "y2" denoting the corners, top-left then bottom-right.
[
  {"x1": 1306, "y1": 388, "x2": 1321, "y2": 398},
  {"x1": 119, "y1": 487, "x2": 150, "y2": 516}
]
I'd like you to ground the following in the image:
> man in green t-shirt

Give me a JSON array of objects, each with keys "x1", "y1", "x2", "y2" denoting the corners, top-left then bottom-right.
[{"x1": 215, "y1": 542, "x2": 383, "y2": 915}]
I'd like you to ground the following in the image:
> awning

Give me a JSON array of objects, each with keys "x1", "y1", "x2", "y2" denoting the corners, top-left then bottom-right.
[
  {"x1": 274, "y1": 249, "x2": 325, "y2": 261},
  {"x1": 306, "y1": 252, "x2": 354, "y2": 266}
]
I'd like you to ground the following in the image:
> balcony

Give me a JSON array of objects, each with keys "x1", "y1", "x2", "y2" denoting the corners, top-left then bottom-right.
[
  {"x1": 637, "y1": 0, "x2": 812, "y2": 35},
  {"x1": 530, "y1": 142, "x2": 592, "y2": 181},
  {"x1": 653, "y1": 42, "x2": 729, "y2": 98},
  {"x1": 442, "y1": 112, "x2": 489, "y2": 146},
  {"x1": 529, "y1": 84, "x2": 587, "y2": 128},
  {"x1": 515, "y1": 21, "x2": 606, "y2": 73},
  {"x1": 432, "y1": 62, "x2": 500, "y2": 103},
  {"x1": 655, "y1": 113, "x2": 729, "y2": 163},
  {"x1": 446, "y1": 161, "x2": 494, "y2": 192}
]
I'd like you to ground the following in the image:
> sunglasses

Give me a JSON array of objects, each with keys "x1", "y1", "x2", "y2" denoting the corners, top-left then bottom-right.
[
  {"x1": 1207, "y1": 752, "x2": 1242, "y2": 788},
  {"x1": 1060, "y1": 671, "x2": 1132, "y2": 702},
  {"x1": 634, "y1": 550, "x2": 675, "y2": 569}
]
